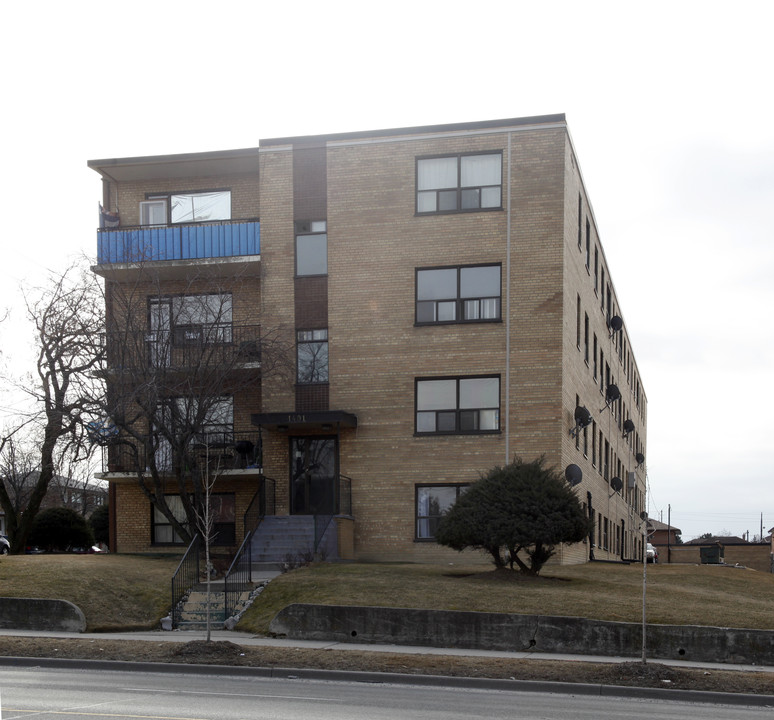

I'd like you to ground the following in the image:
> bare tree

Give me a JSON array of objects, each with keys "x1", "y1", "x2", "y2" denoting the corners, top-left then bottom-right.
[
  {"x1": 0, "y1": 263, "x2": 105, "y2": 553},
  {"x1": 0, "y1": 434, "x2": 41, "y2": 523},
  {"x1": 97, "y1": 268, "x2": 291, "y2": 546}
]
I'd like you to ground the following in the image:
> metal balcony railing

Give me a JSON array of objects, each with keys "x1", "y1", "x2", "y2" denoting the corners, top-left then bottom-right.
[
  {"x1": 97, "y1": 220, "x2": 260, "y2": 264},
  {"x1": 101, "y1": 431, "x2": 263, "y2": 474},
  {"x1": 103, "y1": 324, "x2": 262, "y2": 371}
]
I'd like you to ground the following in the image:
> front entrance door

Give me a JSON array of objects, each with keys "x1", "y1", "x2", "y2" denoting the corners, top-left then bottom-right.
[{"x1": 290, "y1": 437, "x2": 337, "y2": 515}]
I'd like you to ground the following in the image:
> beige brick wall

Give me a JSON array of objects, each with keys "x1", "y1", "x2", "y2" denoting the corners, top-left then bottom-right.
[
  {"x1": 112, "y1": 476, "x2": 257, "y2": 553},
  {"x1": 99, "y1": 119, "x2": 648, "y2": 567},
  {"x1": 560, "y1": 141, "x2": 649, "y2": 563},
  {"x1": 106, "y1": 173, "x2": 260, "y2": 226}
]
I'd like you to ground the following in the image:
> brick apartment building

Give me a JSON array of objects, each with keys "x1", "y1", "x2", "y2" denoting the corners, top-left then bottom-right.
[{"x1": 89, "y1": 114, "x2": 648, "y2": 565}]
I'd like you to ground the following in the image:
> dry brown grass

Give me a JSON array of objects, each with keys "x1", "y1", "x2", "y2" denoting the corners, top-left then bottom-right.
[
  {"x1": 237, "y1": 560, "x2": 774, "y2": 634},
  {"x1": 1, "y1": 554, "x2": 772, "y2": 636},
  {"x1": 0, "y1": 553, "x2": 180, "y2": 630}
]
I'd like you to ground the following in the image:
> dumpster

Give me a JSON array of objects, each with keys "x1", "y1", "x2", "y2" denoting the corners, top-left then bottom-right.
[{"x1": 700, "y1": 544, "x2": 724, "y2": 564}]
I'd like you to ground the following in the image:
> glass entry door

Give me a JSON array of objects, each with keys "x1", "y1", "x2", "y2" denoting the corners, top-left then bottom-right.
[{"x1": 290, "y1": 437, "x2": 337, "y2": 515}]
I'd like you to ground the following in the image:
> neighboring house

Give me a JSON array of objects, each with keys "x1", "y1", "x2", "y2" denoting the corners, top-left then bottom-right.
[
  {"x1": 670, "y1": 534, "x2": 772, "y2": 572},
  {"x1": 0, "y1": 472, "x2": 107, "y2": 536},
  {"x1": 684, "y1": 535, "x2": 747, "y2": 545},
  {"x1": 647, "y1": 518, "x2": 682, "y2": 546},
  {"x1": 88, "y1": 114, "x2": 648, "y2": 564}
]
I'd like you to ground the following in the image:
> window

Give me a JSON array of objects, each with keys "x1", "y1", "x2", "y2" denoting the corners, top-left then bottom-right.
[
  {"x1": 416, "y1": 264, "x2": 501, "y2": 324},
  {"x1": 416, "y1": 484, "x2": 468, "y2": 539},
  {"x1": 296, "y1": 220, "x2": 327, "y2": 276},
  {"x1": 154, "y1": 396, "x2": 234, "y2": 469},
  {"x1": 141, "y1": 190, "x2": 231, "y2": 225},
  {"x1": 148, "y1": 294, "x2": 232, "y2": 364},
  {"x1": 592, "y1": 334, "x2": 598, "y2": 379},
  {"x1": 210, "y1": 493, "x2": 236, "y2": 545},
  {"x1": 585, "y1": 219, "x2": 591, "y2": 270},
  {"x1": 583, "y1": 313, "x2": 589, "y2": 364},
  {"x1": 152, "y1": 495, "x2": 190, "y2": 544},
  {"x1": 140, "y1": 200, "x2": 167, "y2": 225},
  {"x1": 416, "y1": 153, "x2": 501, "y2": 213},
  {"x1": 416, "y1": 376, "x2": 500, "y2": 434},
  {"x1": 152, "y1": 493, "x2": 235, "y2": 545},
  {"x1": 594, "y1": 247, "x2": 599, "y2": 292},
  {"x1": 576, "y1": 295, "x2": 581, "y2": 349},
  {"x1": 297, "y1": 329, "x2": 329, "y2": 383}
]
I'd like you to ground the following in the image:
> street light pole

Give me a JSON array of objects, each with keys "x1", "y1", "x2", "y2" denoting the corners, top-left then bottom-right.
[{"x1": 641, "y1": 511, "x2": 648, "y2": 665}]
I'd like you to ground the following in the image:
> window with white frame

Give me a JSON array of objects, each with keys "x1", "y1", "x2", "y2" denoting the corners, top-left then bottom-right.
[
  {"x1": 416, "y1": 153, "x2": 502, "y2": 214},
  {"x1": 141, "y1": 190, "x2": 231, "y2": 225},
  {"x1": 297, "y1": 329, "x2": 329, "y2": 384},
  {"x1": 415, "y1": 484, "x2": 468, "y2": 539},
  {"x1": 415, "y1": 376, "x2": 500, "y2": 434},
  {"x1": 416, "y1": 264, "x2": 501, "y2": 324}
]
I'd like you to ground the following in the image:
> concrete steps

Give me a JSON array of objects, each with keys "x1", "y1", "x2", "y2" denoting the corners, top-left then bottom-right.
[
  {"x1": 250, "y1": 516, "x2": 316, "y2": 563},
  {"x1": 175, "y1": 586, "x2": 250, "y2": 631}
]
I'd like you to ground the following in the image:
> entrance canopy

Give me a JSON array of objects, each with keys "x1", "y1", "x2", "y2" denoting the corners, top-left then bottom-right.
[{"x1": 250, "y1": 410, "x2": 357, "y2": 433}]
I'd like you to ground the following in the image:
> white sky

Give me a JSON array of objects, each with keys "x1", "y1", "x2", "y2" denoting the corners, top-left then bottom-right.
[{"x1": 1, "y1": 1, "x2": 772, "y2": 541}]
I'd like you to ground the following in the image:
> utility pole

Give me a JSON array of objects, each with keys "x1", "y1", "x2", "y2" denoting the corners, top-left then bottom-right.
[{"x1": 667, "y1": 504, "x2": 671, "y2": 564}]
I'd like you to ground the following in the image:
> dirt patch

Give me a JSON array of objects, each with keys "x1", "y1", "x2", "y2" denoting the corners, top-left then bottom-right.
[{"x1": 0, "y1": 635, "x2": 772, "y2": 696}]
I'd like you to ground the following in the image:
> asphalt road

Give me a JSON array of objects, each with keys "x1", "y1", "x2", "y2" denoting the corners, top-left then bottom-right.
[{"x1": 1, "y1": 665, "x2": 772, "y2": 720}]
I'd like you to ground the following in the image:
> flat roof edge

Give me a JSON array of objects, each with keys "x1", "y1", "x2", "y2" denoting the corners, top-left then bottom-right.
[
  {"x1": 260, "y1": 114, "x2": 567, "y2": 147},
  {"x1": 87, "y1": 147, "x2": 261, "y2": 172}
]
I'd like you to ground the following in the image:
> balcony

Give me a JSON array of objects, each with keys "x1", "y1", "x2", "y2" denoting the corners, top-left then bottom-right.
[
  {"x1": 99, "y1": 431, "x2": 264, "y2": 480},
  {"x1": 93, "y1": 220, "x2": 260, "y2": 280},
  {"x1": 103, "y1": 324, "x2": 263, "y2": 373}
]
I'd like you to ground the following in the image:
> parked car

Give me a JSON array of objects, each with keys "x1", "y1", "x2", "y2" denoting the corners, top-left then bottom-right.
[
  {"x1": 646, "y1": 542, "x2": 659, "y2": 563},
  {"x1": 0, "y1": 535, "x2": 10, "y2": 554}
]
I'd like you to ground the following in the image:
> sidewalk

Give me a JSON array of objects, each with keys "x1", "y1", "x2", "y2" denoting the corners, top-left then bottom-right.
[{"x1": 1, "y1": 627, "x2": 772, "y2": 675}]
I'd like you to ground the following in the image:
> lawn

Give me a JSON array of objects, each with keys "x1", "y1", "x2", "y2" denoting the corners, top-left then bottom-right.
[
  {"x1": 236, "y1": 561, "x2": 774, "y2": 634},
  {"x1": 0, "y1": 553, "x2": 181, "y2": 631},
  {"x1": 1, "y1": 554, "x2": 773, "y2": 635}
]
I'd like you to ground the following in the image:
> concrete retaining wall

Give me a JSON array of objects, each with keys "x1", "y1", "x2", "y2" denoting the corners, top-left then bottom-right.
[
  {"x1": 0, "y1": 598, "x2": 86, "y2": 632},
  {"x1": 270, "y1": 604, "x2": 774, "y2": 665}
]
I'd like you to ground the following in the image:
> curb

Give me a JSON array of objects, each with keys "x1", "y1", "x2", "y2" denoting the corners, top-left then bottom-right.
[{"x1": 1, "y1": 656, "x2": 772, "y2": 708}]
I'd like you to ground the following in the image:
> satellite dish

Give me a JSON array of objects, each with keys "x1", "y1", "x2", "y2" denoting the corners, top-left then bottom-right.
[
  {"x1": 640, "y1": 511, "x2": 648, "y2": 521},
  {"x1": 610, "y1": 476, "x2": 623, "y2": 493},
  {"x1": 574, "y1": 405, "x2": 592, "y2": 427},
  {"x1": 87, "y1": 418, "x2": 118, "y2": 445},
  {"x1": 565, "y1": 464, "x2": 583, "y2": 486},
  {"x1": 623, "y1": 418, "x2": 635, "y2": 438},
  {"x1": 609, "y1": 315, "x2": 623, "y2": 334},
  {"x1": 605, "y1": 384, "x2": 621, "y2": 403},
  {"x1": 635, "y1": 452, "x2": 645, "y2": 467}
]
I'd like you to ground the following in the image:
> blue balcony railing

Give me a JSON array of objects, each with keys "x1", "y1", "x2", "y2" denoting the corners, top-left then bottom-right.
[{"x1": 97, "y1": 220, "x2": 260, "y2": 264}]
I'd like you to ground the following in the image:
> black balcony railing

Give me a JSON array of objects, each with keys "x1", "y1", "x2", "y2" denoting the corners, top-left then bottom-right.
[
  {"x1": 103, "y1": 324, "x2": 262, "y2": 372},
  {"x1": 101, "y1": 431, "x2": 263, "y2": 474}
]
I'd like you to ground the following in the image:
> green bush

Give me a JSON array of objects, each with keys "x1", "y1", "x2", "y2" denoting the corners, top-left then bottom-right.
[
  {"x1": 89, "y1": 505, "x2": 109, "y2": 545},
  {"x1": 29, "y1": 507, "x2": 95, "y2": 552},
  {"x1": 435, "y1": 457, "x2": 592, "y2": 575}
]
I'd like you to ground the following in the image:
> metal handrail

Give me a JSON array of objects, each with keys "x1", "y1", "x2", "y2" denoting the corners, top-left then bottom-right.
[
  {"x1": 243, "y1": 476, "x2": 275, "y2": 535},
  {"x1": 313, "y1": 474, "x2": 353, "y2": 554},
  {"x1": 224, "y1": 531, "x2": 253, "y2": 620},
  {"x1": 170, "y1": 534, "x2": 201, "y2": 627}
]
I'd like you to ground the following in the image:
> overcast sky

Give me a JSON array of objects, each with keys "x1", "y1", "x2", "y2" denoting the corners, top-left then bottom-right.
[{"x1": 1, "y1": 1, "x2": 771, "y2": 541}]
